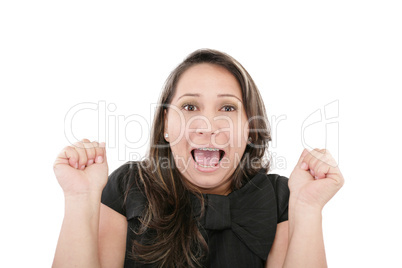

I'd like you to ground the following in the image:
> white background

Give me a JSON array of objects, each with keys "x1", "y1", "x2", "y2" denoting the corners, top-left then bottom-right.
[{"x1": 1, "y1": 1, "x2": 401, "y2": 267}]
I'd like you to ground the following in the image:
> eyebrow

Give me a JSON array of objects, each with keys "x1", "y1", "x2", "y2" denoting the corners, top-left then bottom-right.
[{"x1": 177, "y1": 93, "x2": 242, "y2": 102}]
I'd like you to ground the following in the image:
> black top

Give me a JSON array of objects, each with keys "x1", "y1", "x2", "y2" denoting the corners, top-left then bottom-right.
[{"x1": 101, "y1": 162, "x2": 290, "y2": 268}]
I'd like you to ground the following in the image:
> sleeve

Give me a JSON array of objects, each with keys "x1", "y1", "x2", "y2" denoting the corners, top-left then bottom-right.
[
  {"x1": 268, "y1": 174, "x2": 290, "y2": 223},
  {"x1": 101, "y1": 162, "x2": 132, "y2": 216}
]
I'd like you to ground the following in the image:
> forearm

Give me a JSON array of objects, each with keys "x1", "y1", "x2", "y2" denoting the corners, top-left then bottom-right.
[
  {"x1": 52, "y1": 193, "x2": 102, "y2": 268},
  {"x1": 283, "y1": 196, "x2": 327, "y2": 268}
]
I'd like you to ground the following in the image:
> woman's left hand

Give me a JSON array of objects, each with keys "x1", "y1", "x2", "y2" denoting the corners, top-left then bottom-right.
[{"x1": 289, "y1": 148, "x2": 344, "y2": 210}]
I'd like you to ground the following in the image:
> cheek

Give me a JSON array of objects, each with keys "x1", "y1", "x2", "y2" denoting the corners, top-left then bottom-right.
[
  {"x1": 213, "y1": 114, "x2": 248, "y2": 144},
  {"x1": 167, "y1": 113, "x2": 185, "y2": 142},
  {"x1": 167, "y1": 112, "x2": 249, "y2": 147},
  {"x1": 242, "y1": 118, "x2": 250, "y2": 142},
  {"x1": 231, "y1": 115, "x2": 249, "y2": 156},
  {"x1": 230, "y1": 114, "x2": 249, "y2": 145}
]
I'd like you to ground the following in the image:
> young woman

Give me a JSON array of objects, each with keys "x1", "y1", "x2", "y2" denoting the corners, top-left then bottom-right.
[{"x1": 53, "y1": 49, "x2": 344, "y2": 267}]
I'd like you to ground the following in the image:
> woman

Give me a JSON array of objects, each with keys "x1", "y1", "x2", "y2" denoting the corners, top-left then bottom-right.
[{"x1": 53, "y1": 49, "x2": 344, "y2": 267}]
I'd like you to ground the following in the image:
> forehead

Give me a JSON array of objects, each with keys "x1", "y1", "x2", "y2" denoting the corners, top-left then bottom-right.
[{"x1": 172, "y1": 63, "x2": 242, "y2": 101}]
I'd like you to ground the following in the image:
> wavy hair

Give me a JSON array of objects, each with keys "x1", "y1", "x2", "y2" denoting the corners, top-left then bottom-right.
[{"x1": 125, "y1": 49, "x2": 272, "y2": 267}]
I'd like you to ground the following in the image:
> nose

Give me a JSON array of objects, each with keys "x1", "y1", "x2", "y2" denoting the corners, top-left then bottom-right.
[
  {"x1": 195, "y1": 127, "x2": 218, "y2": 136},
  {"x1": 186, "y1": 113, "x2": 232, "y2": 148},
  {"x1": 194, "y1": 121, "x2": 218, "y2": 137},
  {"x1": 189, "y1": 114, "x2": 222, "y2": 137}
]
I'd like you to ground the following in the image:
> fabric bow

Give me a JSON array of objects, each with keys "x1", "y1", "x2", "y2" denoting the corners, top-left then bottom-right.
[{"x1": 191, "y1": 172, "x2": 279, "y2": 261}]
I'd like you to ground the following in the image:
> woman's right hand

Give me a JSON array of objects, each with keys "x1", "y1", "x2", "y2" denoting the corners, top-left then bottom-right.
[{"x1": 53, "y1": 139, "x2": 109, "y2": 197}]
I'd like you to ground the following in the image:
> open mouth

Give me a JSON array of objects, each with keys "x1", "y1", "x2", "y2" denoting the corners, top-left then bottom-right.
[{"x1": 191, "y1": 148, "x2": 225, "y2": 168}]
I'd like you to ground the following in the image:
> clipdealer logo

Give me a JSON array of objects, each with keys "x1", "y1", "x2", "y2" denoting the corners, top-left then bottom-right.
[{"x1": 63, "y1": 100, "x2": 340, "y2": 167}]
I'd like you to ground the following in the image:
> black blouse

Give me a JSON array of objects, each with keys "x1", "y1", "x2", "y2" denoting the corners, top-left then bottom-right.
[{"x1": 101, "y1": 162, "x2": 290, "y2": 268}]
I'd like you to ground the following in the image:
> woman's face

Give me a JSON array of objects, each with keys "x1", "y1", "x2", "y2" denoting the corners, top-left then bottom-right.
[{"x1": 165, "y1": 63, "x2": 249, "y2": 195}]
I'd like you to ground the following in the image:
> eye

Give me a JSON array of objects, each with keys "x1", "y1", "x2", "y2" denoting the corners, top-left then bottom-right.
[
  {"x1": 221, "y1": 105, "x2": 236, "y2": 112},
  {"x1": 182, "y1": 104, "x2": 198, "y2": 111}
]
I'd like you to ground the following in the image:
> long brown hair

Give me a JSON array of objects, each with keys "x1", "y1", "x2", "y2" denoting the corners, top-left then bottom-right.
[{"x1": 126, "y1": 49, "x2": 272, "y2": 267}]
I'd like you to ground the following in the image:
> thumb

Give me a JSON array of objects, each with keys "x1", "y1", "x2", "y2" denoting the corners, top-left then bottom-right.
[
  {"x1": 100, "y1": 142, "x2": 107, "y2": 162},
  {"x1": 297, "y1": 148, "x2": 310, "y2": 169},
  {"x1": 94, "y1": 142, "x2": 108, "y2": 167}
]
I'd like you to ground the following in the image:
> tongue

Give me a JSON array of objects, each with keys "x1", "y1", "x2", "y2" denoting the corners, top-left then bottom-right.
[{"x1": 193, "y1": 149, "x2": 220, "y2": 166}]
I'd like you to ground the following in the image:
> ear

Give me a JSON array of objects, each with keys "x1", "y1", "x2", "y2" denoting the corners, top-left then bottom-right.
[
  {"x1": 243, "y1": 120, "x2": 250, "y2": 144},
  {"x1": 164, "y1": 109, "x2": 169, "y2": 142}
]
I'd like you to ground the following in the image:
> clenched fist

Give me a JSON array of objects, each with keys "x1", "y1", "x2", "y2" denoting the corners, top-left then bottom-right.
[
  {"x1": 289, "y1": 148, "x2": 344, "y2": 210},
  {"x1": 53, "y1": 139, "x2": 109, "y2": 197}
]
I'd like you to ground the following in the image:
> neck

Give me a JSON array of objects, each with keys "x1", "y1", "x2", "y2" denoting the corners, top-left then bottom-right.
[{"x1": 197, "y1": 180, "x2": 233, "y2": 196}]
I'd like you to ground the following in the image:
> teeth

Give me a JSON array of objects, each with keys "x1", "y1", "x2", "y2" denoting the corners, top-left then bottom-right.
[
  {"x1": 197, "y1": 147, "x2": 219, "y2": 151},
  {"x1": 192, "y1": 148, "x2": 223, "y2": 168},
  {"x1": 197, "y1": 163, "x2": 217, "y2": 168}
]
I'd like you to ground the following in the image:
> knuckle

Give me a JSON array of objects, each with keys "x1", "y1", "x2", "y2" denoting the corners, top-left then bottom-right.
[
  {"x1": 79, "y1": 154, "x2": 87, "y2": 161},
  {"x1": 95, "y1": 148, "x2": 104, "y2": 157},
  {"x1": 83, "y1": 142, "x2": 94, "y2": 151},
  {"x1": 320, "y1": 156, "x2": 330, "y2": 164},
  {"x1": 337, "y1": 179, "x2": 344, "y2": 188},
  {"x1": 324, "y1": 156, "x2": 336, "y2": 166},
  {"x1": 310, "y1": 156, "x2": 320, "y2": 165},
  {"x1": 63, "y1": 145, "x2": 72, "y2": 152},
  {"x1": 86, "y1": 150, "x2": 96, "y2": 159},
  {"x1": 334, "y1": 175, "x2": 345, "y2": 187},
  {"x1": 73, "y1": 141, "x2": 85, "y2": 149},
  {"x1": 78, "y1": 151, "x2": 88, "y2": 161},
  {"x1": 53, "y1": 163, "x2": 61, "y2": 171},
  {"x1": 63, "y1": 146, "x2": 76, "y2": 156}
]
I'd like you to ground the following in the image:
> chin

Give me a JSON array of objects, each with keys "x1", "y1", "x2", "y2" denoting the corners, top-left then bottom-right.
[
  {"x1": 172, "y1": 148, "x2": 237, "y2": 193},
  {"x1": 184, "y1": 165, "x2": 233, "y2": 193}
]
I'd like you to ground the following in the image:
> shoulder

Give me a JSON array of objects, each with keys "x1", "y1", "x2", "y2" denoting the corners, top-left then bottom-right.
[
  {"x1": 266, "y1": 173, "x2": 289, "y2": 223},
  {"x1": 101, "y1": 161, "x2": 145, "y2": 217},
  {"x1": 267, "y1": 173, "x2": 289, "y2": 195},
  {"x1": 250, "y1": 172, "x2": 289, "y2": 193},
  {"x1": 108, "y1": 161, "x2": 140, "y2": 184}
]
